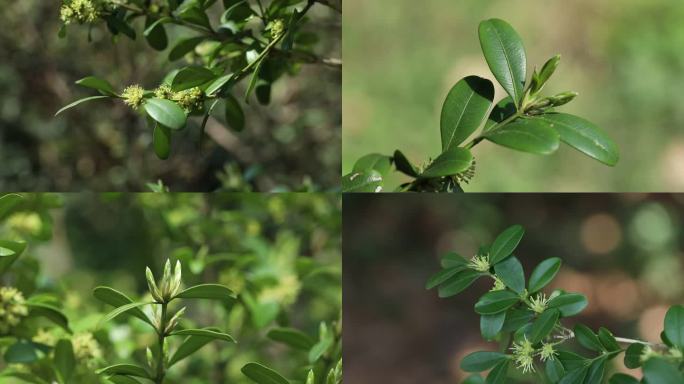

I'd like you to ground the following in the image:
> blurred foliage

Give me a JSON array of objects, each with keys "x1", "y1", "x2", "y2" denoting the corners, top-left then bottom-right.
[
  {"x1": 0, "y1": 0, "x2": 340, "y2": 192},
  {"x1": 343, "y1": 194, "x2": 684, "y2": 383},
  {"x1": 343, "y1": 0, "x2": 684, "y2": 191},
  {"x1": 0, "y1": 193, "x2": 341, "y2": 383}
]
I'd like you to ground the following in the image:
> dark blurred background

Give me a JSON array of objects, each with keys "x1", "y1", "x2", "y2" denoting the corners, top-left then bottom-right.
[
  {"x1": 344, "y1": 0, "x2": 684, "y2": 191},
  {"x1": 343, "y1": 194, "x2": 684, "y2": 383},
  {"x1": 0, "y1": 1, "x2": 340, "y2": 191}
]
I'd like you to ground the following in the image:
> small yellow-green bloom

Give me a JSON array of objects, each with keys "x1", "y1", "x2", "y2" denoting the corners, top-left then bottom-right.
[
  {"x1": 172, "y1": 87, "x2": 204, "y2": 113},
  {"x1": 511, "y1": 337, "x2": 536, "y2": 373},
  {"x1": 73, "y1": 332, "x2": 102, "y2": 368},
  {"x1": 529, "y1": 293, "x2": 549, "y2": 314},
  {"x1": 122, "y1": 85, "x2": 146, "y2": 109},
  {"x1": 268, "y1": 19, "x2": 286, "y2": 39},
  {"x1": 60, "y1": 0, "x2": 100, "y2": 25},
  {"x1": 468, "y1": 254, "x2": 490, "y2": 272},
  {"x1": 0, "y1": 287, "x2": 29, "y2": 333},
  {"x1": 154, "y1": 84, "x2": 174, "y2": 100},
  {"x1": 490, "y1": 276, "x2": 506, "y2": 292},
  {"x1": 539, "y1": 342, "x2": 557, "y2": 361}
]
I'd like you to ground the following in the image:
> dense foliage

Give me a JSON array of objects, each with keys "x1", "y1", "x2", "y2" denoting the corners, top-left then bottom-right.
[
  {"x1": 0, "y1": 193, "x2": 341, "y2": 383},
  {"x1": 343, "y1": 18, "x2": 619, "y2": 192},
  {"x1": 427, "y1": 225, "x2": 683, "y2": 383}
]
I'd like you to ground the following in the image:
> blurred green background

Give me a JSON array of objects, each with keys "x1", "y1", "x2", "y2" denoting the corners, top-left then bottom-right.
[
  {"x1": 344, "y1": 194, "x2": 684, "y2": 383},
  {"x1": 0, "y1": 1, "x2": 340, "y2": 192},
  {"x1": 343, "y1": 0, "x2": 684, "y2": 191},
  {"x1": 1, "y1": 193, "x2": 341, "y2": 383}
]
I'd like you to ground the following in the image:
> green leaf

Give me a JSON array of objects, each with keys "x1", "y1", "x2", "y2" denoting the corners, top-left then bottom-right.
[
  {"x1": 663, "y1": 305, "x2": 684, "y2": 349},
  {"x1": 0, "y1": 370, "x2": 49, "y2": 384},
  {"x1": 206, "y1": 74, "x2": 235, "y2": 96},
  {"x1": 478, "y1": 19, "x2": 527, "y2": 104},
  {"x1": 493, "y1": 256, "x2": 525, "y2": 293},
  {"x1": 172, "y1": 66, "x2": 216, "y2": 92},
  {"x1": 353, "y1": 154, "x2": 392, "y2": 177},
  {"x1": 585, "y1": 356, "x2": 607, "y2": 384},
  {"x1": 608, "y1": 374, "x2": 640, "y2": 384},
  {"x1": 485, "y1": 360, "x2": 509, "y2": 384},
  {"x1": 529, "y1": 308, "x2": 560, "y2": 343},
  {"x1": 75, "y1": 76, "x2": 118, "y2": 96},
  {"x1": 489, "y1": 225, "x2": 524, "y2": 265},
  {"x1": 481, "y1": 312, "x2": 506, "y2": 340},
  {"x1": 538, "y1": 113, "x2": 619, "y2": 166},
  {"x1": 460, "y1": 351, "x2": 508, "y2": 372},
  {"x1": 267, "y1": 328, "x2": 315, "y2": 350},
  {"x1": 55, "y1": 95, "x2": 110, "y2": 116},
  {"x1": 97, "y1": 302, "x2": 151, "y2": 329},
  {"x1": 484, "y1": 97, "x2": 516, "y2": 132},
  {"x1": 223, "y1": 94, "x2": 245, "y2": 132},
  {"x1": 426, "y1": 267, "x2": 462, "y2": 290},
  {"x1": 144, "y1": 98, "x2": 187, "y2": 130},
  {"x1": 3, "y1": 340, "x2": 49, "y2": 363},
  {"x1": 144, "y1": 17, "x2": 168, "y2": 51},
  {"x1": 177, "y1": 6, "x2": 212, "y2": 29},
  {"x1": 574, "y1": 324, "x2": 603, "y2": 352},
  {"x1": 241, "y1": 362, "x2": 289, "y2": 384},
  {"x1": 441, "y1": 252, "x2": 468, "y2": 268},
  {"x1": 420, "y1": 147, "x2": 473, "y2": 179},
  {"x1": 463, "y1": 374, "x2": 486, "y2": 384},
  {"x1": 153, "y1": 123, "x2": 171, "y2": 160},
  {"x1": 598, "y1": 327, "x2": 621, "y2": 352},
  {"x1": 392, "y1": 150, "x2": 419, "y2": 177},
  {"x1": 545, "y1": 358, "x2": 565, "y2": 383},
  {"x1": 96, "y1": 364, "x2": 151, "y2": 379},
  {"x1": 438, "y1": 269, "x2": 482, "y2": 298},
  {"x1": 168, "y1": 332, "x2": 217, "y2": 367},
  {"x1": 174, "y1": 283, "x2": 235, "y2": 301},
  {"x1": 484, "y1": 118, "x2": 560, "y2": 155},
  {"x1": 54, "y1": 339, "x2": 75, "y2": 384},
  {"x1": 643, "y1": 357, "x2": 684, "y2": 384},
  {"x1": 559, "y1": 367, "x2": 587, "y2": 384},
  {"x1": 0, "y1": 193, "x2": 23, "y2": 220},
  {"x1": 92, "y1": 286, "x2": 153, "y2": 326},
  {"x1": 557, "y1": 350, "x2": 588, "y2": 372},
  {"x1": 528, "y1": 258, "x2": 562, "y2": 293},
  {"x1": 108, "y1": 376, "x2": 142, "y2": 384},
  {"x1": 547, "y1": 293, "x2": 587, "y2": 317},
  {"x1": 501, "y1": 308, "x2": 534, "y2": 332},
  {"x1": 170, "y1": 328, "x2": 235, "y2": 343},
  {"x1": 440, "y1": 76, "x2": 494, "y2": 150},
  {"x1": 245, "y1": 57, "x2": 266, "y2": 103},
  {"x1": 474, "y1": 290, "x2": 519, "y2": 315},
  {"x1": 624, "y1": 343, "x2": 645, "y2": 369},
  {"x1": 0, "y1": 240, "x2": 27, "y2": 275},
  {"x1": 169, "y1": 36, "x2": 205, "y2": 61},
  {"x1": 26, "y1": 302, "x2": 71, "y2": 333},
  {"x1": 342, "y1": 170, "x2": 383, "y2": 193}
]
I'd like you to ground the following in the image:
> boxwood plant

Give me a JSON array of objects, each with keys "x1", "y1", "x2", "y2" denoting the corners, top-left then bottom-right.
[
  {"x1": 344, "y1": 19, "x2": 619, "y2": 192},
  {"x1": 55, "y1": 0, "x2": 341, "y2": 160},
  {"x1": 426, "y1": 225, "x2": 684, "y2": 383}
]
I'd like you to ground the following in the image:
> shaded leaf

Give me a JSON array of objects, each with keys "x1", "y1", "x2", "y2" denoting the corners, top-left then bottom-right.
[{"x1": 440, "y1": 76, "x2": 494, "y2": 150}]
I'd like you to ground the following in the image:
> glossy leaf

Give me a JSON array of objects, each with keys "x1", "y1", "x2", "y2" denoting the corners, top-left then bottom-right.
[
  {"x1": 206, "y1": 74, "x2": 234, "y2": 96},
  {"x1": 353, "y1": 154, "x2": 393, "y2": 177},
  {"x1": 484, "y1": 117, "x2": 560, "y2": 155},
  {"x1": 624, "y1": 343, "x2": 645, "y2": 369},
  {"x1": 663, "y1": 304, "x2": 684, "y2": 349},
  {"x1": 393, "y1": 150, "x2": 419, "y2": 177},
  {"x1": 493, "y1": 255, "x2": 525, "y2": 293},
  {"x1": 460, "y1": 351, "x2": 508, "y2": 372},
  {"x1": 267, "y1": 328, "x2": 315, "y2": 350},
  {"x1": 172, "y1": 66, "x2": 216, "y2": 92},
  {"x1": 342, "y1": 170, "x2": 383, "y2": 193},
  {"x1": 241, "y1": 362, "x2": 289, "y2": 384},
  {"x1": 420, "y1": 147, "x2": 473, "y2": 179},
  {"x1": 478, "y1": 19, "x2": 527, "y2": 104},
  {"x1": 55, "y1": 96, "x2": 110, "y2": 116},
  {"x1": 529, "y1": 308, "x2": 560, "y2": 343},
  {"x1": 440, "y1": 76, "x2": 494, "y2": 150},
  {"x1": 153, "y1": 123, "x2": 171, "y2": 160},
  {"x1": 96, "y1": 364, "x2": 151, "y2": 379},
  {"x1": 426, "y1": 267, "x2": 462, "y2": 290},
  {"x1": 598, "y1": 327, "x2": 621, "y2": 352},
  {"x1": 528, "y1": 257, "x2": 562, "y2": 293},
  {"x1": 144, "y1": 17, "x2": 168, "y2": 51},
  {"x1": 144, "y1": 99, "x2": 186, "y2": 130},
  {"x1": 484, "y1": 97, "x2": 516, "y2": 132},
  {"x1": 438, "y1": 269, "x2": 482, "y2": 298},
  {"x1": 489, "y1": 225, "x2": 524, "y2": 265},
  {"x1": 485, "y1": 360, "x2": 509, "y2": 384},
  {"x1": 574, "y1": 324, "x2": 603, "y2": 352},
  {"x1": 474, "y1": 290, "x2": 519, "y2": 315},
  {"x1": 92, "y1": 286, "x2": 153, "y2": 326},
  {"x1": 441, "y1": 252, "x2": 468, "y2": 268},
  {"x1": 547, "y1": 293, "x2": 588, "y2": 317},
  {"x1": 642, "y1": 358, "x2": 684, "y2": 383},
  {"x1": 481, "y1": 312, "x2": 506, "y2": 340},
  {"x1": 174, "y1": 283, "x2": 236, "y2": 301},
  {"x1": 538, "y1": 113, "x2": 619, "y2": 166},
  {"x1": 75, "y1": 76, "x2": 118, "y2": 96}
]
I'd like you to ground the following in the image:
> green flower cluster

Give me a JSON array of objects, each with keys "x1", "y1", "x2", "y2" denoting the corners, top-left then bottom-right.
[
  {"x1": 122, "y1": 85, "x2": 146, "y2": 109},
  {"x1": 60, "y1": 0, "x2": 101, "y2": 25},
  {"x1": 267, "y1": 19, "x2": 286, "y2": 39},
  {"x1": 511, "y1": 338, "x2": 558, "y2": 373},
  {"x1": 155, "y1": 85, "x2": 205, "y2": 113},
  {"x1": 0, "y1": 287, "x2": 28, "y2": 333}
]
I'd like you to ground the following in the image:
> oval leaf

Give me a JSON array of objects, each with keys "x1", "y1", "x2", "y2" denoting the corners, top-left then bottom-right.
[
  {"x1": 489, "y1": 225, "x2": 524, "y2": 265},
  {"x1": 547, "y1": 293, "x2": 587, "y2": 317},
  {"x1": 478, "y1": 19, "x2": 527, "y2": 104},
  {"x1": 267, "y1": 328, "x2": 315, "y2": 350},
  {"x1": 493, "y1": 255, "x2": 525, "y2": 293},
  {"x1": 481, "y1": 312, "x2": 506, "y2": 340},
  {"x1": 170, "y1": 328, "x2": 235, "y2": 343},
  {"x1": 460, "y1": 351, "x2": 508, "y2": 372},
  {"x1": 528, "y1": 257, "x2": 562, "y2": 293},
  {"x1": 153, "y1": 123, "x2": 171, "y2": 160},
  {"x1": 93, "y1": 286, "x2": 153, "y2": 326},
  {"x1": 574, "y1": 324, "x2": 603, "y2": 352},
  {"x1": 342, "y1": 170, "x2": 383, "y2": 193},
  {"x1": 529, "y1": 308, "x2": 560, "y2": 343},
  {"x1": 54, "y1": 339, "x2": 75, "y2": 384},
  {"x1": 75, "y1": 76, "x2": 118, "y2": 96},
  {"x1": 538, "y1": 113, "x2": 619, "y2": 166},
  {"x1": 484, "y1": 118, "x2": 560, "y2": 155},
  {"x1": 440, "y1": 76, "x2": 494, "y2": 150},
  {"x1": 353, "y1": 154, "x2": 392, "y2": 177},
  {"x1": 664, "y1": 305, "x2": 684, "y2": 349},
  {"x1": 474, "y1": 290, "x2": 519, "y2": 315},
  {"x1": 144, "y1": 98, "x2": 187, "y2": 130},
  {"x1": 171, "y1": 66, "x2": 216, "y2": 92},
  {"x1": 420, "y1": 147, "x2": 473, "y2": 179},
  {"x1": 438, "y1": 269, "x2": 482, "y2": 298},
  {"x1": 241, "y1": 362, "x2": 289, "y2": 384}
]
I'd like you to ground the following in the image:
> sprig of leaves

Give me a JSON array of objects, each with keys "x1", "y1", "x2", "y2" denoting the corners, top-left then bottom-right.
[
  {"x1": 427, "y1": 225, "x2": 684, "y2": 383},
  {"x1": 345, "y1": 19, "x2": 619, "y2": 192}
]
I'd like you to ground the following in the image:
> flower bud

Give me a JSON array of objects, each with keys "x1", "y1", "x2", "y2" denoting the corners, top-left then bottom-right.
[
  {"x1": 122, "y1": 85, "x2": 146, "y2": 110},
  {"x1": 146, "y1": 267, "x2": 164, "y2": 303},
  {"x1": 0, "y1": 287, "x2": 28, "y2": 333},
  {"x1": 165, "y1": 307, "x2": 186, "y2": 334},
  {"x1": 549, "y1": 91, "x2": 578, "y2": 107}
]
